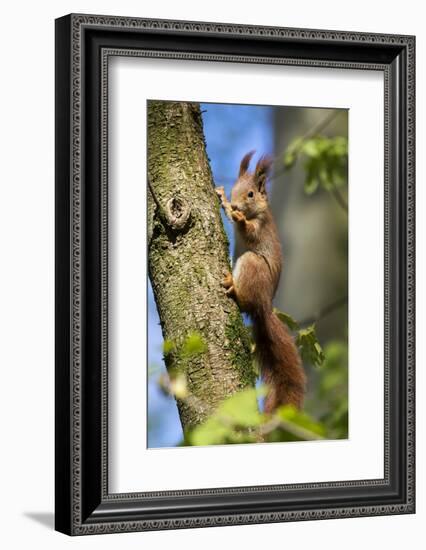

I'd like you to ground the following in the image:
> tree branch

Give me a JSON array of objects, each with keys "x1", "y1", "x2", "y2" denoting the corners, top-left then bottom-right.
[
  {"x1": 330, "y1": 184, "x2": 348, "y2": 213},
  {"x1": 259, "y1": 415, "x2": 324, "y2": 441},
  {"x1": 298, "y1": 295, "x2": 348, "y2": 327}
]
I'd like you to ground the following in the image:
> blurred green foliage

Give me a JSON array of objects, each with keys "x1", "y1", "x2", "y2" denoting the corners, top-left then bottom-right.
[
  {"x1": 163, "y1": 331, "x2": 207, "y2": 358},
  {"x1": 284, "y1": 135, "x2": 348, "y2": 196},
  {"x1": 185, "y1": 386, "x2": 327, "y2": 446},
  {"x1": 187, "y1": 388, "x2": 262, "y2": 446},
  {"x1": 181, "y1": 331, "x2": 208, "y2": 357},
  {"x1": 297, "y1": 325, "x2": 326, "y2": 368},
  {"x1": 180, "y1": 341, "x2": 348, "y2": 447},
  {"x1": 305, "y1": 340, "x2": 348, "y2": 439},
  {"x1": 154, "y1": 319, "x2": 348, "y2": 446}
]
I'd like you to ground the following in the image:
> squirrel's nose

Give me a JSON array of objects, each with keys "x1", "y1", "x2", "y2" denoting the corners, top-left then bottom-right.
[{"x1": 231, "y1": 203, "x2": 238, "y2": 211}]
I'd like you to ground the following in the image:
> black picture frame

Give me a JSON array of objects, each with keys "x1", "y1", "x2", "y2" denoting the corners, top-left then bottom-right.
[{"x1": 55, "y1": 13, "x2": 415, "y2": 535}]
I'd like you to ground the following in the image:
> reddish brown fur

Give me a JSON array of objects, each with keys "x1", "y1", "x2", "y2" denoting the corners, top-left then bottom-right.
[
  {"x1": 239, "y1": 150, "x2": 255, "y2": 177},
  {"x1": 217, "y1": 151, "x2": 306, "y2": 413}
]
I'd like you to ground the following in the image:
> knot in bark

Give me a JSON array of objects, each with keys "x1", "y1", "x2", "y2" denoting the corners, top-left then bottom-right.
[
  {"x1": 164, "y1": 196, "x2": 191, "y2": 231},
  {"x1": 148, "y1": 177, "x2": 191, "y2": 232}
]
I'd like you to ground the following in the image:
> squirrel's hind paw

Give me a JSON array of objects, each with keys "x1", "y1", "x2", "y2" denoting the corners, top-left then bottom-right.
[
  {"x1": 222, "y1": 272, "x2": 236, "y2": 298},
  {"x1": 221, "y1": 272, "x2": 234, "y2": 290}
]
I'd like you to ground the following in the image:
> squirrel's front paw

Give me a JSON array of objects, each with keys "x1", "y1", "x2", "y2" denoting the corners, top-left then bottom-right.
[
  {"x1": 215, "y1": 186, "x2": 226, "y2": 202},
  {"x1": 231, "y1": 210, "x2": 246, "y2": 223}
]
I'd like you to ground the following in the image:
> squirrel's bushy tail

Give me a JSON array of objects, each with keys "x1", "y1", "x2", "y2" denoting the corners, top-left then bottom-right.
[{"x1": 253, "y1": 311, "x2": 306, "y2": 413}]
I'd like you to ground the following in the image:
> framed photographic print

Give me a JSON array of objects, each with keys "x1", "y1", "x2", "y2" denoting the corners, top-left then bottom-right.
[{"x1": 55, "y1": 14, "x2": 415, "y2": 535}]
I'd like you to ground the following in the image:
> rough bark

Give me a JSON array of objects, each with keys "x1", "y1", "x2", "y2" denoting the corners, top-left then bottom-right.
[{"x1": 148, "y1": 101, "x2": 256, "y2": 431}]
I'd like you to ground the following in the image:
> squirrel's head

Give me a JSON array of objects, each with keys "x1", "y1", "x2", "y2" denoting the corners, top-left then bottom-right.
[{"x1": 230, "y1": 151, "x2": 273, "y2": 219}]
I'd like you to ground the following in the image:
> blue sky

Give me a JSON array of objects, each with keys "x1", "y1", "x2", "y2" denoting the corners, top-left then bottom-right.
[{"x1": 147, "y1": 102, "x2": 274, "y2": 448}]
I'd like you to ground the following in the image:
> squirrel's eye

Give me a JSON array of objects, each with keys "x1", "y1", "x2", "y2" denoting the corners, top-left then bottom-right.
[{"x1": 248, "y1": 191, "x2": 254, "y2": 198}]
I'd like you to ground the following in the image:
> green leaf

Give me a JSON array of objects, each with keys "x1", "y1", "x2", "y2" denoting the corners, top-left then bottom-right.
[
  {"x1": 331, "y1": 166, "x2": 345, "y2": 187},
  {"x1": 189, "y1": 416, "x2": 232, "y2": 446},
  {"x1": 273, "y1": 308, "x2": 300, "y2": 331},
  {"x1": 314, "y1": 342, "x2": 322, "y2": 355},
  {"x1": 330, "y1": 136, "x2": 348, "y2": 156},
  {"x1": 187, "y1": 388, "x2": 263, "y2": 446},
  {"x1": 283, "y1": 137, "x2": 303, "y2": 169},
  {"x1": 283, "y1": 150, "x2": 296, "y2": 169},
  {"x1": 182, "y1": 331, "x2": 207, "y2": 357},
  {"x1": 277, "y1": 405, "x2": 326, "y2": 438},
  {"x1": 319, "y1": 166, "x2": 332, "y2": 189},
  {"x1": 218, "y1": 388, "x2": 262, "y2": 427},
  {"x1": 304, "y1": 172, "x2": 319, "y2": 195},
  {"x1": 303, "y1": 158, "x2": 321, "y2": 195},
  {"x1": 284, "y1": 134, "x2": 348, "y2": 199},
  {"x1": 302, "y1": 139, "x2": 321, "y2": 158},
  {"x1": 162, "y1": 339, "x2": 175, "y2": 355},
  {"x1": 296, "y1": 324, "x2": 325, "y2": 367}
]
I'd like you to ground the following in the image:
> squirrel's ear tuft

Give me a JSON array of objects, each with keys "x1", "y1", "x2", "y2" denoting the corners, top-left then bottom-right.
[
  {"x1": 255, "y1": 155, "x2": 273, "y2": 193},
  {"x1": 239, "y1": 150, "x2": 255, "y2": 177}
]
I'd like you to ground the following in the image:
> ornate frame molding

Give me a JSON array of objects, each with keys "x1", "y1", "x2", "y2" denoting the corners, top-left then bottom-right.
[{"x1": 55, "y1": 13, "x2": 415, "y2": 535}]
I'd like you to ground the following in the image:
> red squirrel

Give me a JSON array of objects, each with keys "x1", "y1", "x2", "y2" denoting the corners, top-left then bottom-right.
[{"x1": 216, "y1": 151, "x2": 306, "y2": 413}]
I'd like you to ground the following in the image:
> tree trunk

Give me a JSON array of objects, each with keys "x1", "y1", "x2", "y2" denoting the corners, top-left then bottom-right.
[{"x1": 147, "y1": 100, "x2": 256, "y2": 431}]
